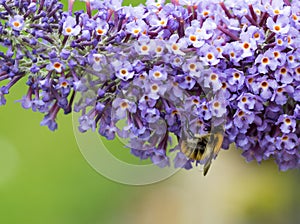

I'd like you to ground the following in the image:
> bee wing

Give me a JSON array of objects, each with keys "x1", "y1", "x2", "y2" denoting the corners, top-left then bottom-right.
[
  {"x1": 212, "y1": 133, "x2": 224, "y2": 158},
  {"x1": 202, "y1": 133, "x2": 224, "y2": 176},
  {"x1": 202, "y1": 140, "x2": 214, "y2": 176}
]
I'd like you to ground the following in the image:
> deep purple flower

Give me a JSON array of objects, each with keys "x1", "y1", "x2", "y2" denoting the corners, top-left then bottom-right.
[
  {"x1": 252, "y1": 78, "x2": 278, "y2": 101},
  {"x1": 233, "y1": 110, "x2": 255, "y2": 133},
  {"x1": 112, "y1": 60, "x2": 135, "y2": 81},
  {"x1": 271, "y1": 84, "x2": 294, "y2": 105},
  {"x1": 276, "y1": 151, "x2": 299, "y2": 171},
  {"x1": 237, "y1": 93, "x2": 262, "y2": 112},
  {"x1": 276, "y1": 115, "x2": 296, "y2": 134},
  {"x1": 46, "y1": 60, "x2": 65, "y2": 73},
  {"x1": 178, "y1": 74, "x2": 196, "y2": 90},
  {"x1": 255, "y1": 49, "x2": 280, "y2": 73},
  {"x1": 276, "y1": 133, "x2": 298, "y2": 153},
  {"x1": 294, "y1": 104, "x2": 300, "y2": 119},
  {"x1": 56, "y1": 77, "x2": 72, "y2": 96},
  {"x1": 274, "y1": 66, "x2": 293, "y2": 84},
  {"x1": 226, "y1": 68, "x2": 245, "y2": 90}
]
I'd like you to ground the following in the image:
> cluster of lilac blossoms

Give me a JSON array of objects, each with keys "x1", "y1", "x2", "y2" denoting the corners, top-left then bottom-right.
[{"x1": 0, "y1": 0, "x2": 299, "y2": 172}]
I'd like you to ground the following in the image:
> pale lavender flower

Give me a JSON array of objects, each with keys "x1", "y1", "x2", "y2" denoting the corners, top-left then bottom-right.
[
  {"x1": 8, "y1": 15, "x2": 25, "y2": 31},
  {"x1": 62, "y1": 16, "x2": 81, "y2": 36}
]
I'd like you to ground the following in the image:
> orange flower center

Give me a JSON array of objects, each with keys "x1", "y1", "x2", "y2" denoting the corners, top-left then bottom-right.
[
  {"x1": 120, "y1": 69, "x2": 127, "y2": 75},
  {"x1": 186, "y1": 76, "x2": 192, "y2": 81},
  {"x1": 210, "y1": 74, "x2": 217, "y2": 80},
  {"x1": 238, "y1": 111, "x2": 244, "y2": 116},
  {"x1": 285, "y1": 118, "x2": 291, "y2": 124},
  {"x1": 141, "y1": 45, "x2": 149, "y2": 51},
  {"x1": 207, "y1": 53, "x2": 213, "y2": 60},
  {"x1": 66, "y1": 27, "x2": 72, "y2": 33},
  {"x1": 97, "y1": 29, "x2": 104, "y2": 35},
  {"x1": 121, "y1": 102, "x2": 128, "y2": 108},
  {"x1": 262, "y1": 57, "x2": 269, "y2": 64},
  {"x1": 61, "y1": 81, "x2": 68, "y2": 87},
  {"x1": 190, "y1": 35, "x2": 197, "y2": 42},
  {"x1": 243, "y1": 42, "x2": 250, "y2": 49},
  {"x1": 274, "y1": 9, "x2": 280, "y2": 14},
  {"x1": 274, "y1": 25, "x2": 281, "y2": 31},
  {"x1": 193, "y1": 99, "x2": 199, "y2": 104},
  {"x1": 280, "y1": 68, "x2": 287, "y2": 74},
  {"x1": 203, "y1": 11, "x2": 209, "y2": 16},
  {"x1": 154, "y1": 72, "x2": 161, "y2": 77},
  {"x1": 213, "y1": 101, "x2": 220, "y2": 108},
  {"x1": 172, "y1": 44, "x2": 179, "y2": 51},
  {"x1": 277, "y1": 87, "x2": 283, "y2": 93},
  {"x1": 156, "y1": 47, "x2": 162, "y2": 53},
  {"x1": 13, "y1": 21, "x2": 20, "y2": 27},
  {"x1": 189, "y1": 64, "x2": 196, "y2": 70},
  {"x1": 151, "y1": 84, "x2": 158, "y2": 91},
  {"x1": 54, "y1": 62, "x2": 61, "y2": 69},
  {"x1": 222, "y1": 82, "x2": 227, "y2": 89},
  {"x1": 261, "y1": 81, "x2": 268, "y2": 88}
]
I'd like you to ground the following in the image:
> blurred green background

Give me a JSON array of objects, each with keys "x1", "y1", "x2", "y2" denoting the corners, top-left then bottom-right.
[{"x1": 0, "y1": 1, "x2": 299, "y2": 224}]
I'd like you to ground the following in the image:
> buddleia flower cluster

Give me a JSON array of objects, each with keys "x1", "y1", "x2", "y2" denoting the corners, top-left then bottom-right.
[{"x1": 0, "y1": 0, "x2": 299, "y2": 172}]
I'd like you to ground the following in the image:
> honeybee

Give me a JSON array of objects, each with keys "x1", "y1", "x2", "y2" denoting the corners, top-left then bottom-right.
[{"x1": 180, "y1": 125, "x2": 224, "y2": 176}]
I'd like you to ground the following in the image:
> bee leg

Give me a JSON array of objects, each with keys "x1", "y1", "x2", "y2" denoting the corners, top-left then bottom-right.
[{"x1": 203, "y1": 161, "x2": 211, "y2": 176}]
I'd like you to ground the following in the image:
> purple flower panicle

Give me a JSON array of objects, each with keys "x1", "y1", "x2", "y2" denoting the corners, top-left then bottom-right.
[{"x1": 0, "y1": 0, "x2": 299, "y2": 172}]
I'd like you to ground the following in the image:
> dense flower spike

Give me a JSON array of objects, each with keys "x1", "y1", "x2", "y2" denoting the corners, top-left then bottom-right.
[{"x1": 0, "y1": 0, "x2": 299, "y2": 172}]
